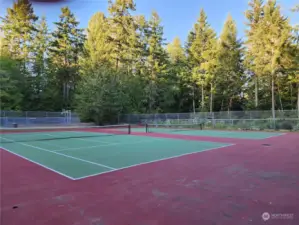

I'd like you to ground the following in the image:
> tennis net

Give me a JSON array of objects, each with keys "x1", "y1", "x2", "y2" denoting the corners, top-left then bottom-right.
[
  {"x1": 0, "y1": 124, "x2": 131, "y2": 144},
  {"x1": 145, "y1": 123, "x2": 204, "y2": 133}
]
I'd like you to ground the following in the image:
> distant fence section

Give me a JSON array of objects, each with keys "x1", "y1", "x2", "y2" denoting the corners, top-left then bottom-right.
[
  {"x1": 120, "y1": 110, "x2": 299, "y2": 131},
  {"x1": 120, "y1": 110, "x2": 299, "y2": 123},
  {"x1": 0, "y1": 110, "x2": 81, "y2": 127}
]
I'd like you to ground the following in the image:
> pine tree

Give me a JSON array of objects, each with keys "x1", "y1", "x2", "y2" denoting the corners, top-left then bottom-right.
[
  {"x1": 0, "y1": 0, "x2": 38, "y2": 63},
  {"x1": 32, "y1": 16, "x2": 50, "y2": 77},
  {"x1": 166, "y1": 37, "x2": 185, "y2": 63},
  {"x1": 166, "y1": 37, "x2": 192, "y2": 112},
  {"x1": 185, "y1": 30, "x2": 197, "y2": 113},
  {"x1": 252, "y1": 0, "x2": 293, "y2": 122},
  {"x1": 290, "y1": 4, "x2": 299, "y2": 117},
  {"x1": 190, "y1": 9, "x2": 217, "y2": 112},
  {"x1": 83, "y1": 12, "x2": 112, "y2": 69},
  {"x1": 0, "y1": 0, "x2": 39, "y2": 110},
  {"x1": 145, "y1": 11, "x2": 169, "y2": 112},
  {"x1": 0, "y1": 36, "x2": 9, "y2": 56},
  {"x1": 0, "y1": 56, "x2": 24, "y2": 110},
  {"x1": 26, "y1": 16, "x2": 51, "y2": 110},
  {"x1": 107, "y1": 0, "x2": 139, "y2": 70},
  {"x1": 49, "y1": 7, "x2": 85, "y2": 109},
  {"x1": 217, "y1": 14, "x2": 244, "y2": 111},
  {"x1": 245, "y1": 0, "x2": 264, "y2": 108}
]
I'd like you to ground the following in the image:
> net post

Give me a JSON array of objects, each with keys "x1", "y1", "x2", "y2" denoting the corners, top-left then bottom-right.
[
  {"x1": 145, "y1": 123, "x2": 148, "y2": 133},
  {"x1": 128, "y1": 124, "x2": 131, "y2": 134}
]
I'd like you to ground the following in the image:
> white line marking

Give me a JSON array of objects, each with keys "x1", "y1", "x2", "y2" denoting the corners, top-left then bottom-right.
[
  {"x1": 0, "y1": 136, "x2": 116, "y2": 170},
  {"x1": 0, "y1": 146, "x2": 75, "y2": 180},
  {"x1": 73, "y1": 143, "x2": 235, "y2": 180},
  {"x1": 260, "y1": 132, "x2": 286, "y2": 140}
]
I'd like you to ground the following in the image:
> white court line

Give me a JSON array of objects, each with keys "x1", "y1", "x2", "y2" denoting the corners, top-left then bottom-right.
[
  {"x1": 260, "y1": 132, "x2": 286, "y2": 140},
  {"x1": 73, "y1": 143, "x2": 235, "y2": 180},
  {"x1": 0, "y1": 136, "x2": 116, "y2": 170},
  {"x1": 0, "y1": 146, "x2": 75, "y2": 180}
]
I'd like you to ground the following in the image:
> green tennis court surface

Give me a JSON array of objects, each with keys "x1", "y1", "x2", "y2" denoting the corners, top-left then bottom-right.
[
  {"x1": 140, "y1": 125, "x2": 284, "y2": 139},
  {"x1": 0, "y1": 129, "x2": 230, "y2": 180}
]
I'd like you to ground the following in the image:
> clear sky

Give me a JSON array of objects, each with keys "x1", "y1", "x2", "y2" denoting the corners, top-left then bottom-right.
[{"x1": 0, "y1": 0, "x2": 298, "y2": 44}]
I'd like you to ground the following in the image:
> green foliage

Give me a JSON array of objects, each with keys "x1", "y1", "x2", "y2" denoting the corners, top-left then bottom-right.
[
  {"x1": 217, "y1": 14, "x2": 244, "y2": 111},
  {"x1": 0, "y1": 0, "x2": 38, "y2": 67},
  {"x1": 0, "y1": 56, "x2": 23, "y2": 110},
  {"x1": 189, "y1": 9, "x2": 218, "y2": 112},
  {"x1": 83, "y1": 12, "x2": 112, "y2": 68},
  {"x1": 107, "y1": 0, "x2": 139, "y2": 69},
  {"x1": 75, "y1": 67, "x2": 128, "y2": 124},
  {"x1": 49, "y1": 7, "x2": 85, "y2": 109},
  {"x1": 166, "y1": 37, "x2": 185, "y2": 63}
]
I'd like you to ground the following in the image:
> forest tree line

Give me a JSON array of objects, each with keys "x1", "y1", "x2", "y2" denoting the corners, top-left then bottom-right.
[{"x1": 0, "y1": 0, "x2": 298, "y2": 124}]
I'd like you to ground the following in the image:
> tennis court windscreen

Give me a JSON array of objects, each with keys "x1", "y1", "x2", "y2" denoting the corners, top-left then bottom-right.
[
  {"x1": 146, "y1": 123, "x2": 203, "y2": 133},
  {"x1": 0, "y1": 124, "x2": 131, "y2": 144}
]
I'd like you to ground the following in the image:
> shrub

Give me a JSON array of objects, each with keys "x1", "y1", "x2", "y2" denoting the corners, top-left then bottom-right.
[{"x1": 277, "y1": 120, "x2": 293, "y2": 130}]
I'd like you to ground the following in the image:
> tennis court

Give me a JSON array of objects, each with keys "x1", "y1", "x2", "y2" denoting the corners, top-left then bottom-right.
[
  {"x1": 0, "y1": 125, "x2": 231, "y2": 180},
  {"x1": 1, "y1": 124, "x2": 299, "y2": 225}
]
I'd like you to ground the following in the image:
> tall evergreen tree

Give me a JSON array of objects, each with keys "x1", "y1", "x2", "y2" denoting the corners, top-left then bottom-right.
[
  {"x1": 107, "y1": 0, "x2": 140, "y2": 70},
  {"x1": 49, "y1": 7, "x2": 85, "y2": 109},
  {"x1": 0, "y1": 0, "x2": 38, "y2": 63},
  {"x1": 290, "y1": 4, "x2": 299, "y2": 116},
  {"x1": 0, "y1": 56, "x2": 23, "y2": 110},
  {"x1": 190, "y1": 9, "x2": 217, "y2": 112},
  {"x1": 166, "y1": 37, "x2": 192, "y2": 112},
  {"x1": 245, "y1": 0, "x2": 264, "y2": 108},
  {"x1": 145, "y1": 11, "x2": 169, "y2": 112},
  {"x1": 82, "y1": 12, "x2": 112, "y2": 69},
  {"x1": 0, "y1": 0, "x2": 39, "y2": 110},
  {"x1": 252, "y1": 0, "x2": 293, "y2": 121},
  {"x1": 25, "y1": 16, "x2": 51, "y2": 110},
  {"x1": 166, "y1": 37, "x2": 185, "y2": 63},
  {"x1": 217, "y1": 14, "x2": 244, "y2": 111},
  {"x1": 185, "y1": 30, "x2": 197, "y2": 113}
]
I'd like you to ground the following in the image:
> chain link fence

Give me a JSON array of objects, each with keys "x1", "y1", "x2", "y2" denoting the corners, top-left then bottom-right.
[
  {"x1": 0, "y1": 110, "x2": 81, "y2": 127},
  {"x1": 120, "y1": 110, "x2": 299, "y2": 131}
]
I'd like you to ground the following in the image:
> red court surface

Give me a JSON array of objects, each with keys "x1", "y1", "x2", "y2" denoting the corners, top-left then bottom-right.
[{"x1": 1, "y1": 132, "x2": 299, "y2": 225}]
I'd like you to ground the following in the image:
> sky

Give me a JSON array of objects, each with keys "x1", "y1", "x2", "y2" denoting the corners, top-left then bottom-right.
[{"x1": 0, "y1": 0, "x2": 298, "y2": 44}]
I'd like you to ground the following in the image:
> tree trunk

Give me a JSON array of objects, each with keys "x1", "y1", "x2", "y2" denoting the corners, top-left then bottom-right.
[
  {"x1": 290, "y1": 83, "x2": 293, "y2": 109},
  {"x1": 220, "y1": 98, "x2": 224, "y2": 111},
  {"x1": 255, "y1": 75, "x2": 258, "y2": 108},
  {"x1": 297, "y1": 84, "x2": 299, "y2": 118},
  {"x1": 201, "y1": 84, "x2": 205, "y2": 111},
  {"x1": 277, "y1": 85, "x2": 283, "y2": 111},
  {"x1": 271, "y1": 72, "x2": 276, "y2": 128},
  {"x1": 209, "y1": 83, "x2": 213, "y2": 113},
  {"x1": 192, "y1": 85, "x2": 196, "y2": 114},
  {"x1": 229, "y1": 97, "x2": 233, "y2": 112}
]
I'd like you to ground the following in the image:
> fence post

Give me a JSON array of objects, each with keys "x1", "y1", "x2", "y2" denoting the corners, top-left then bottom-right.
[{"x1": 25, "y1": 111, "x2": 28, "y2": 125}]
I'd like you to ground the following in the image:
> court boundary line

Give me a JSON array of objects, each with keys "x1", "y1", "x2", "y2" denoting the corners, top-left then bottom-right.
[
  {"x1": 0, "y1": 136, "x2": 116, "y2": 171},
  {"x1": 146, "y1": 129, "x2": 286, "y2": 140},
  {"x1": 73, "y1": 143, "x2": 235, "y2": 180},
  {"x1": 260, "y1": 132, "x2": 286, "y2": 140},
  {"x1": 0, "y1": 146, "x2": 76, "y2": 180}
]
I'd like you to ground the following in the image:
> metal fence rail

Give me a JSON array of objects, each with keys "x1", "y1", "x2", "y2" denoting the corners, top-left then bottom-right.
[
  {"x1": 120, "y1": 110, "x2": 299, "y2": 124},
  {"x1": 0, "y1": 110, "x2": 81, "y2": 127}
]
